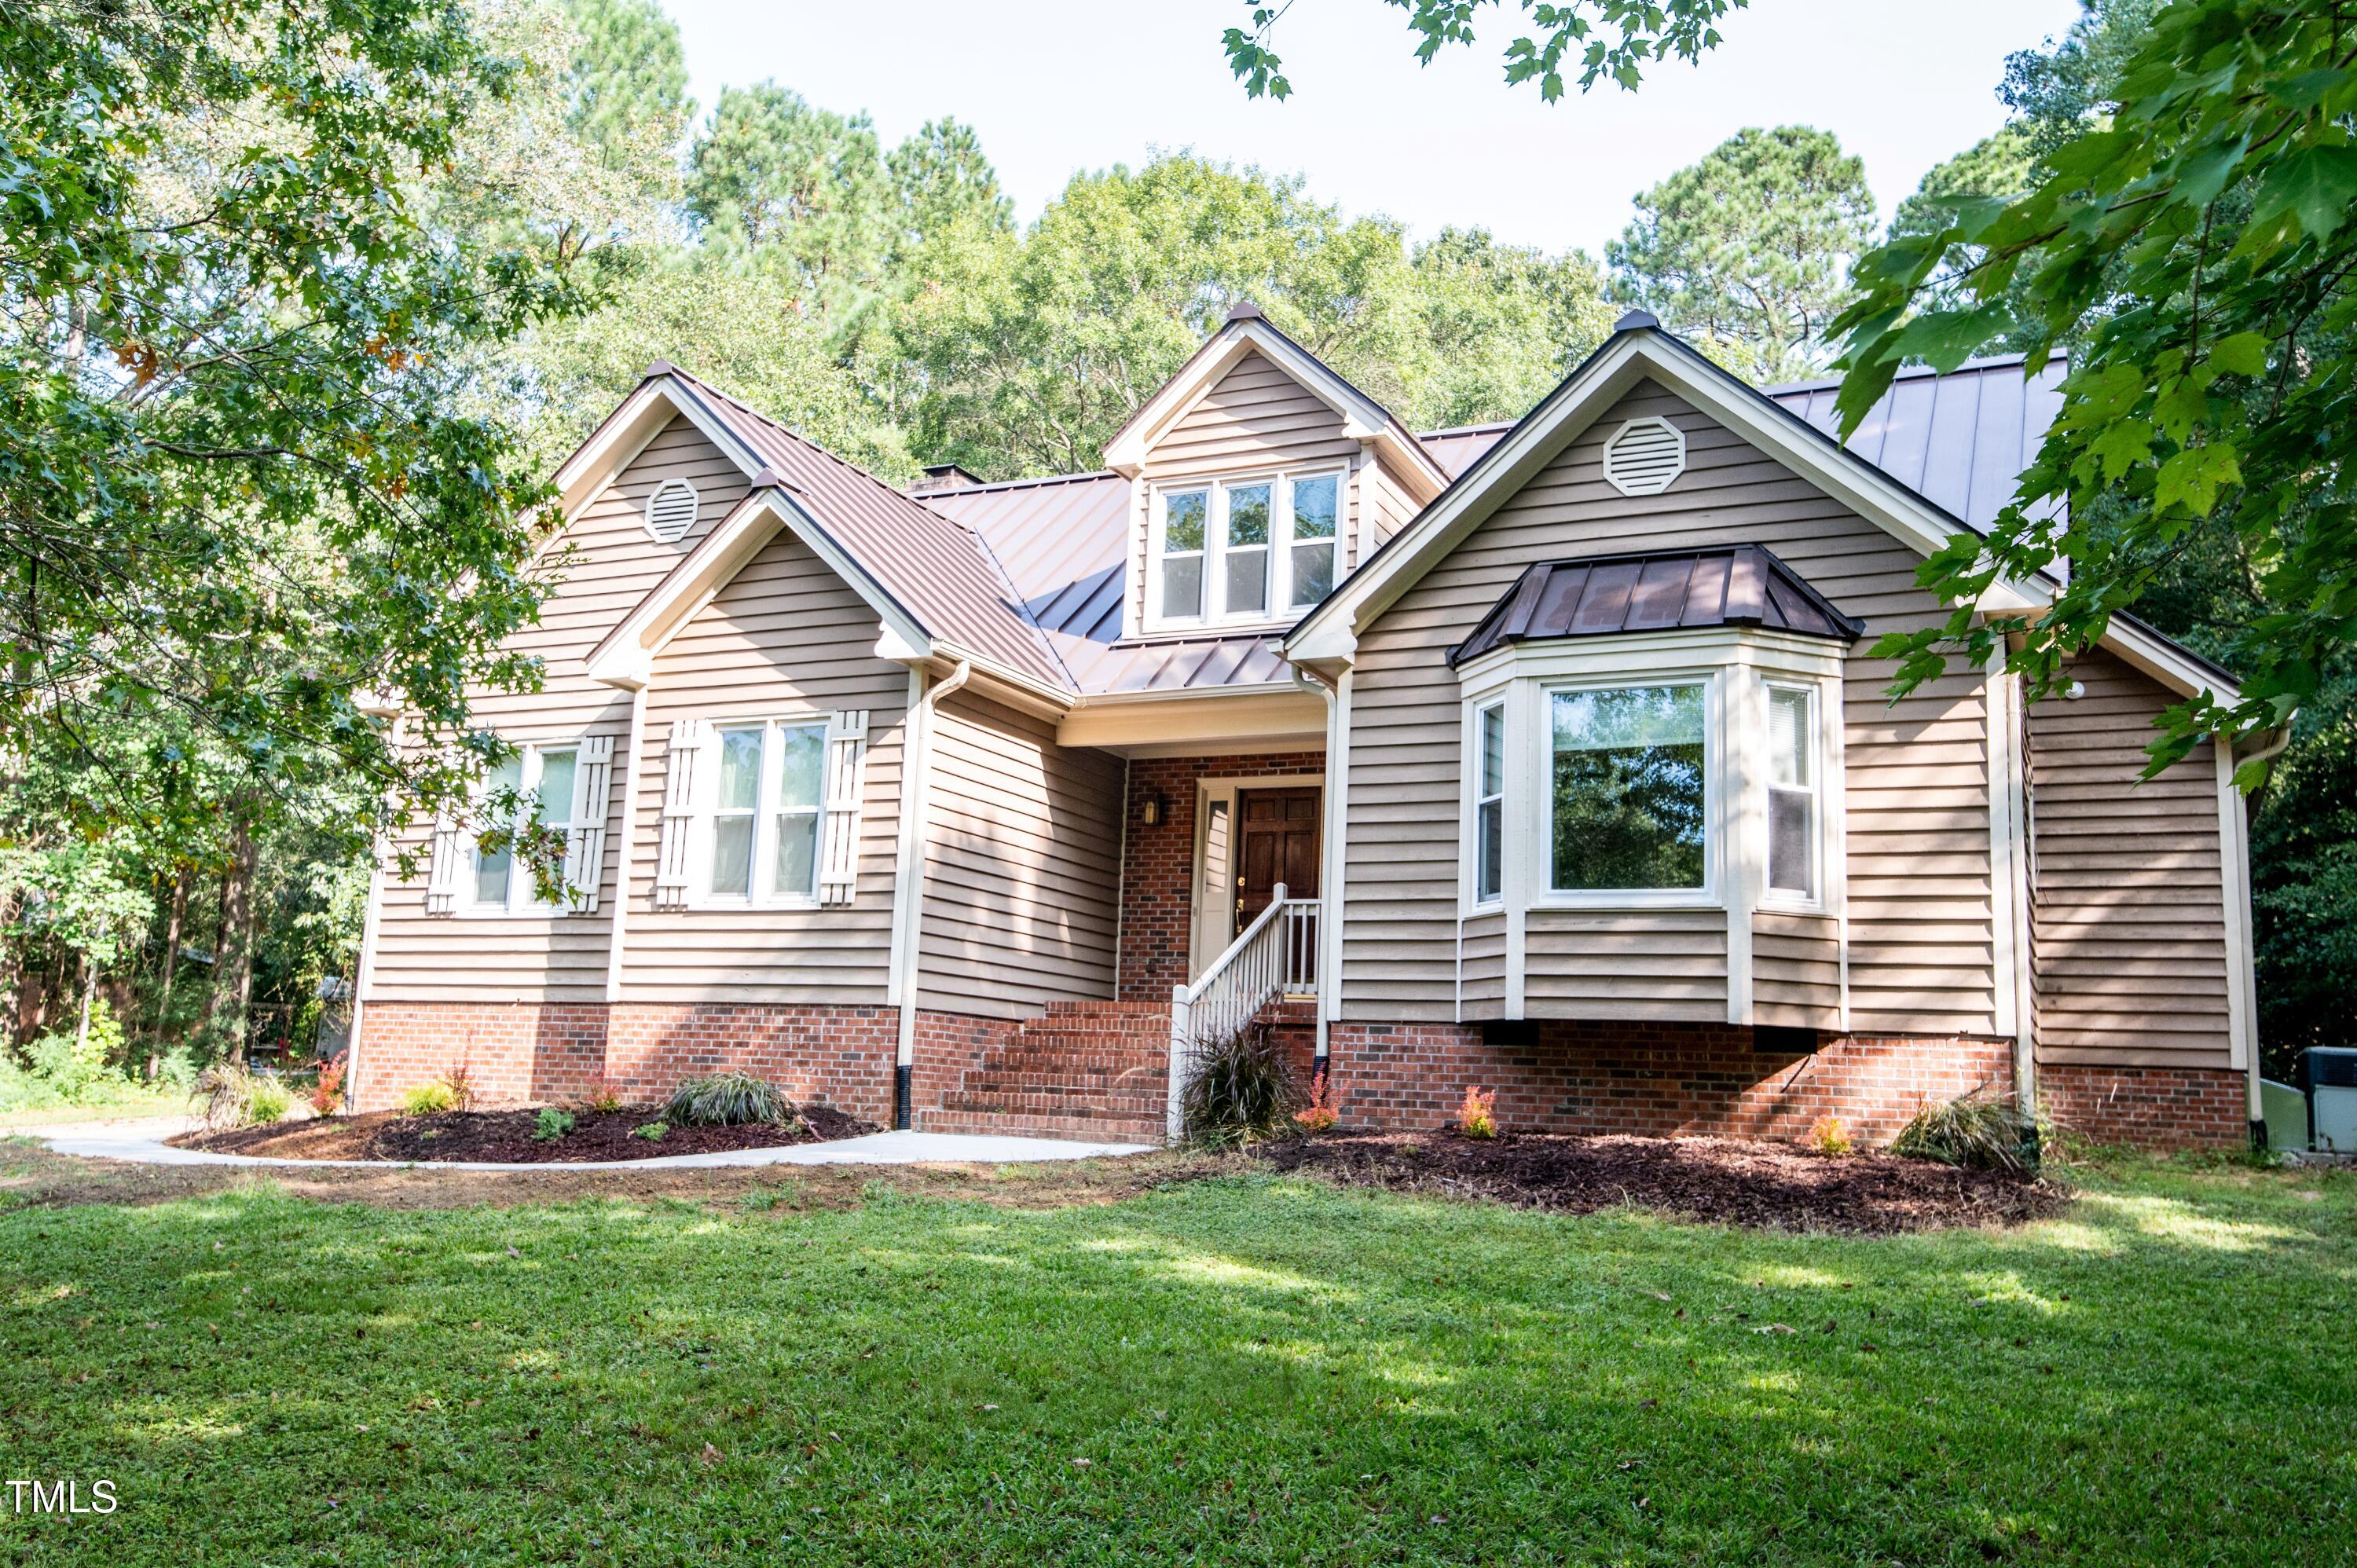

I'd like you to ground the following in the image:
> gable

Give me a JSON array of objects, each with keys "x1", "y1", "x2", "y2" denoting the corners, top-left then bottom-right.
[
  {"x1": 1142, "y1": 348, "x2": 1360, "y2": 478},
  {"x1": 649, "y1": 526, "x2": 907, "y2": 710}
]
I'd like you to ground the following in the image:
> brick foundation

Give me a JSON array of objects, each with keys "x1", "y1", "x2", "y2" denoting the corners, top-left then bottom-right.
[
  {"x1": 355, "y1": 1002, "x2": 900, "y2": 1123},
  {"x1": 2038, "y1": 1063, "x2": 2248, "y2": 1149},
  {"x1": 1118, "y1": 749, "x2": 1325, "y2": 1002},
  {"x1": 1324, "y1": 1019, "x2": 2017, "y2": 1148}
]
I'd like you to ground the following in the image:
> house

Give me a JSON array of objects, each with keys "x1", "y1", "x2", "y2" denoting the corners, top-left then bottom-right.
[{"x1": 349, "y1": 305, "x2": 2270, "y2": 1149}]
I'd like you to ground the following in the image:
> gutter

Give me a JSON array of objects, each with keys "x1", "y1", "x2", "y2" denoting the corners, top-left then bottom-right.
[
  {"x1": 889, "y1": 659, "x2": 974, "y2": 1130},
  {"x1": 2233, "y1": 723, "x2": 2295, "y2": 1149},
  {"x1": 1292, "y1": 665, "x2": 1343, "y2": 1081}
]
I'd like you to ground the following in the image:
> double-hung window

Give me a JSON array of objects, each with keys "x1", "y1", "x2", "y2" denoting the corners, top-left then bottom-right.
[
  {"x1": 471, "y1": 744, "x2": 579, "y2": 913},
  {"x1": 1765, "y1": 684, "x2": 1820, "y2": 901},
  {"x1": 1472, "y1": 702, "x2": 1506, "y2": 905},
  {"x1": 1150, "y1": 471, "x2": 1346, "y2": 629},
  {"x1": 704, "y1": 720, "x2": 827, "y2": 904}
]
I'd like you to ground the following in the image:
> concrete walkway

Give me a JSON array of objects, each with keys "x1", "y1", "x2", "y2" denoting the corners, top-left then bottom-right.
[{"x1": 24, "y1": 1121, "x2": 1154, "y2": 1171}]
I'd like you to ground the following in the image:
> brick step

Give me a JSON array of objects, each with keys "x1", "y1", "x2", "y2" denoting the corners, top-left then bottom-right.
[
  {"x1": 1006, "y1": 1025, "x2": 1172, "y2": 1046},
  {"x1": 942, "y1": 1084, "x2": 1168, "y2": 1116},
  {"x1": 973, "y1": 1049, "x2": 1164, "y2": 1075},
  {"x1": 919, "y1": 1108, "x2": 1167, "y2": 1145},
  {"x1": 1040, "y1": 1000, "x2": 1171, "y2": 1018}
]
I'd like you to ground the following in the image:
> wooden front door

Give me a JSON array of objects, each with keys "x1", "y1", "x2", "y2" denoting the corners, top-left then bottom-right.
[{"x1": 1234, "y1": 787, "x2": 1321, "y2": 934}]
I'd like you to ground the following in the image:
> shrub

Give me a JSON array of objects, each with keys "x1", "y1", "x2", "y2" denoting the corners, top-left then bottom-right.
[
  {"x1": 1293, "y1": 1068, "x2": 1338, "y2": 1133},
  {"x1": 1180, "y1": 1019, "x2": 1301, "y2": 1146},
  {"x1": 665, "y1": 1072, "x2": 786, "y2": 1127},
  {"x1": 24, "y1": 998, "x2": 126, "y2": 1104},
  {"x1": 1892, "y1": 1092, "x2": 2040, "y2": 1173},
  {"x1": 532, "y1": 1107, "x2": 575, "y2": 1142},
  {"x1": 309, "y1": 1051, "x2": 349, "y2": 1116},
  {"x1": 399, "y1": 1079, "x2": 460, "y2": 1116},
  {"x1": 574, "y1": 1075, "x2": 626, "y2": 1114},
  {"x1": 156, "y1": 1047, "x2": 202, "y2": 1090},
  {"x1": 442, "y1": 1061, "x2": 476, "y2": 1112},
  {"x1": 1804, "y1": 1115, "x2": 1854, "y2": 1157},
  {"x1": 192, "y1": 1062, "x2": 289, "y2": 1129},
  {"x1": 631, "y1": 1121, "x2": 668, "y2": 1142},
  {"x1": 1456, "y1": 1085, "x2": 1497, "y2": 1139}
]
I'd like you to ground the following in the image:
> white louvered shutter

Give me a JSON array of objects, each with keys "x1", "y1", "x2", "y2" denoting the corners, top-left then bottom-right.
[
  {"x1": 423, "y1": 808, "x2": 462, "y2": 915},
  {"x1": 819, "y1": 710, "x2": 870, "y2": 906},
  {"x1": 563, "y1": 735, "x2": 616, "y2": 915},
  {"x1": 1600, "y1": 417, "x2": 1687, "y2": 496},
  {"x1": 645, "y1": 478, "x2": 699, "y2": 543},
  {"x1": 653, "y1": 720, "x2": 709, "y2": 910}
]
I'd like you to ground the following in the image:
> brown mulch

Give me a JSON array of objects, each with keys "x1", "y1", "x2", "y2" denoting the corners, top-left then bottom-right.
[
  {"x1": 167, "y1": 1103, "x2": 877, "y2": 1164},
  {"x1": 1257, "y1": 1128, "x2": 2066, "y2": 1234}
]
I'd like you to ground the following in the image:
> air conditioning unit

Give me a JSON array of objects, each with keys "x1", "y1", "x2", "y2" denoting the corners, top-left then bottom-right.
[{"x1": 2306, "y1": 1048, "x2": 2357, "y2": 1153}]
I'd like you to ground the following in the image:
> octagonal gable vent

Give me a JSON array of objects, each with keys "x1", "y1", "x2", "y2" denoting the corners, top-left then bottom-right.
[
  {"x1": 1601, "y1": 417, "x2": 1687, "y2": 496},
  {"x1": 645, "y1": 478, "x2": 700, "y2": 543}
]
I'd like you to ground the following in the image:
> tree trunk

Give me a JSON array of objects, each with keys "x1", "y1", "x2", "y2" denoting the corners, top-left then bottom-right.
[
  {"x1": 206, "y1": 818, "x2": 258, "y2": 1064},
  {"x1": 0, "y1": 884, "x2": 20, "y2": 1050},
  {"x1": 148, "y1": 869, "x2": 189, "y2": 1077},
  {"x1": 74, "y1": 951, "x2": 97, "y2": 1058}
]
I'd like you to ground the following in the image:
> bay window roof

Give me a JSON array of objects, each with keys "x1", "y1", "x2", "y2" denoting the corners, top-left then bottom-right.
[{"x1": 1449, "y1": 544, "x2": 1864, "y2": 668}]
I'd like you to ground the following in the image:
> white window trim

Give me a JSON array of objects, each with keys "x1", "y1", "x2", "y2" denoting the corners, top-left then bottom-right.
[
  {"x1": 1454, "y1": 627, "x2": 1843, "y2": 921},
  {"x1": 1465, "y1": 698, "x2": 1508, "y2": 910},
  {"x1": 1144, "y1": 467, "x2": 1347, "y2": 635},
  {"x1": 461, "y1": 740, "x2": 587, "y2": 918},
  {"x1": 686, "y1": 713, "x2": 830, "y2": 911},
  {"x1": 1761, "y1": 680, "x2": 1828, "y2": 915}
]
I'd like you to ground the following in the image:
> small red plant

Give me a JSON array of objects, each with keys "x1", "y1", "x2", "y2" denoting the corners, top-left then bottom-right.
[
  {"x1": 442, "y1": 1061, "x2": 476, "y2": 1112},
  {"x1": 1805, "y1": 1115, "x2": 1854, "y2": 1157},
  {"x1": 1294, "y1": 1069, "x2": 1338, "y2": 1132},
  {"x1": 575, "y1": 1075, "x2": 626, "y2": 1114},
  {"x1": 1457, "y1": 1084, "x2": 1497, "y2": 1139},
  {"x1": 310, "y1": 1051, "x2": 349, "y2": 1116}
]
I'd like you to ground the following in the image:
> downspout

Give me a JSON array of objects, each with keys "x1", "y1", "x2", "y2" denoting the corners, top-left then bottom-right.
[
  {"x1": 890, "y1": 660, "x2": 973, "y2": 1130},
  {"x1": 1292, "y1": 665, "x2": 1340, "y2": 1082},
  {"x1": 2231, "y1": 723, "x2": 2294, "y2": 1148}
]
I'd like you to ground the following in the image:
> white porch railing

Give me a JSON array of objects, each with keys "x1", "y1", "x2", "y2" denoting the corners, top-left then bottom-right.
[{"x1": 1167, "y1": 881, "x2": 1321, "y2": 1141}]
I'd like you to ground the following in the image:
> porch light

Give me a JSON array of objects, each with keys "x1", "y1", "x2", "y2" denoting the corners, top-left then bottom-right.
[{"x1": 1140, "y1": 792, "x2": 1166, "y2": 826}]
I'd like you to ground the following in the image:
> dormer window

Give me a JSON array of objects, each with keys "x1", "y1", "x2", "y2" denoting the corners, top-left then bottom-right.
[{"x1": 1147, "y1": 470, "x2": 1346, "y2": 632}]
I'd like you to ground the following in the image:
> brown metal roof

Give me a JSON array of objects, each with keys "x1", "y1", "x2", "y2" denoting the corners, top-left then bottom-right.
[
  {"x1": 1450, "y1": 545, "x2": 1864, "y2": 667},
  {"x1": 660, "y1": 369, "x2": 1072, "y2": 690},
  {"x1": 1413, "y1": 357, "x2": 2064, "y2": 530}
]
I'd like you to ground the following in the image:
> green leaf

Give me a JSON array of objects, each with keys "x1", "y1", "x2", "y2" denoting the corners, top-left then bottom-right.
[
  {"x1": 2088, "y1": 419, "x2": 2154, "y2": 482},
  {"x1": 2250, "y1": 144, "x2": 2357, "y2": 240},
  {"x1": 2152, "y1": 442, "x2": 2241, "y2": 516},
  {"x1": 2207, "y1": 332, "x2": 2271, "y2": 379}
]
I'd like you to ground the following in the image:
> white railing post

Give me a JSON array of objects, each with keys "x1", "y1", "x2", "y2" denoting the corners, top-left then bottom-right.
[{"x1": 1166, "y1": 983, "x2": 1191, "y2": 1142}]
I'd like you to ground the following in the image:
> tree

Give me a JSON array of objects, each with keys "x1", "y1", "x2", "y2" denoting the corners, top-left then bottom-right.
[
  {"x1": 1401, "y1": 228, "x2": 1618, "y2": 428},
  {"x1": 888, "y1": 118, "x2": 1015, "y2": 251},
  {"x1": 1606, "y1": 126, "x2": 1878, "y2": 384},
  {"x1": 687, "y1": 84, "x2": 893, "y2": 303},
  {"x1": 1223, "y1": 0, "x2": 1746, "y2": 101},
  {"x1": 2, "y1": 0, "x2": 571, "y2": 856},
  {"x1": 559, "y1": 0, "x2": 694, "y2": 165}
]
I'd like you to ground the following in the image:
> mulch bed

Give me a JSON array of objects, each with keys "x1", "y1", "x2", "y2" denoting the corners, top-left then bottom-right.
[
  {"x1": 1258, "y1": 1128, "x2": 2066, "y2": 1234},
  {"x1": 170, "y1": 1103, "x2": 878, "y2": 1164}
]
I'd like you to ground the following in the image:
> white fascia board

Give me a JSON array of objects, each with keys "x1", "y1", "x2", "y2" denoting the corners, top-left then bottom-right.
[
  {"x1": 1103, "y1": 321, "x2": 1446, "y2": 497},
  {"x1": 1284, "y1": 331, "x2": 2237, "y2": 705},
  {"x1": 1058, "y1": 683, "x2": 1325, "y2": 753},
  {"x1": 584, "y1": 489, "x2": 936, "y2": 690},
  {"x1": 553, "y1": 376, "x2": 769, "y2": 525}
]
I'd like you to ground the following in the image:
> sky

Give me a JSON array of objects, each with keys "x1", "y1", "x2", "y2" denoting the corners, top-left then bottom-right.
[{"x1": 659, "y1": 0, "x2": 2086, "y2": 258}]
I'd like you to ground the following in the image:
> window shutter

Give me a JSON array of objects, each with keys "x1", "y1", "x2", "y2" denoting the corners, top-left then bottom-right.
[
  {"x1": 564, "y1": 735, "x2": 617, "y2": 915},
  {"x1": 654, "y1": 720, "x2": 709, "y2": 910},
  {"x1": 819, "y1": 710, "x2": 870, "y2": 906},
  {"x1": 423, "y1": 808, "x2": 462, "y2": 915}
]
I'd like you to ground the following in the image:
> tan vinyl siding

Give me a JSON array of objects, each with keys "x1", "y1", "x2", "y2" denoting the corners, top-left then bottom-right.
[
  {"x1": 918, "y1": 692, "x2": 1124, "y2": 1019},
  {"x1": 1365, "y1": 454, "x2": 1420, "y2": 551},
  {"x1": 1526, "y1": 910, "x2": 1728, "y2": 1020},
  {"x1": 2027, "y1": 648, "x2": 2231, "y2": 1068},
  {"x1": 369, "y1": 416, "x2": 747, "y2": 1004},
  {"x1": 619, "y1": 526, "x2": 907, "y2": 1003},
  {"x1": 1341, "y1": 379, "x2": 1996, "y2": 1031},
  {"x1": 1458, "y1": 910, "x2": 1507, "y2": 1011},
  {"x1": 1131, "y1": 349, "x2": 1360, "y2": 623},
  {"x1": 1754, "y1": 910, "x2": 1842, "y2": 1028}
]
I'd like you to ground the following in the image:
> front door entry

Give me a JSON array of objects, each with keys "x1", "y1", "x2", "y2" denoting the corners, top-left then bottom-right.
[{"x1": 1234, "y1": 787, "x2": 1321, "y2": 934}]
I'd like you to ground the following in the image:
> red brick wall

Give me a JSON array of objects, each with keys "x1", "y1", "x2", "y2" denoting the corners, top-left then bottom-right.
[
  {"x1": 908, "y1": 1009, "x2": 1009, "y2": 1121},
  {"x1": 1325, "y1": 1020, "x2": 2017, "y2": 1147},
  {"x1": 356, "y1": 1002, "x2": 898, "y2": 1123},
  {"x1": 1118, "y1": 750, "x2": 1326, "y2": 1002},
  {"x1": 2040, "y1": 1064, "x2": 2248, "y2": 1149}
]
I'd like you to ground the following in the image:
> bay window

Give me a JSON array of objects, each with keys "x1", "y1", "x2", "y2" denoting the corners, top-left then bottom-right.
[
  {"x1": 1549, "y1": 683, "x2": 1707, "y2": 892},
  {"x1": 1149, "y1": 470, "x2": 1347, "y2": 629},
  {"x1": 1474, "y1": 702, "x2": 1505, "y2": 905}
]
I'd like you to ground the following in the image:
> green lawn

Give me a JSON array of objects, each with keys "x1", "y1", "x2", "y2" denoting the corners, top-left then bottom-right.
[
  {"x1": 2, "y1": 1152, "x2": 2351, "y2": 1566},
  {"x1": 0, "y1": 1075, "x2": 192, "y2": 1127}
]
